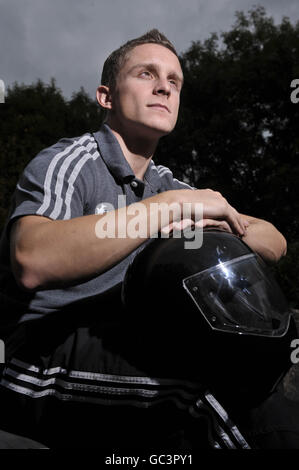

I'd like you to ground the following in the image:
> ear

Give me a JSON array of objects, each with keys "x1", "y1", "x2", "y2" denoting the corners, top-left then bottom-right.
[{"x1": 96, "y1": 85, "x2": 113, "y2": 110}]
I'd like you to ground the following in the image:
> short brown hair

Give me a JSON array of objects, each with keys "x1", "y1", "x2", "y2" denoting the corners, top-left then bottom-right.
[{"x1": 101, "y1": 29, "x2": 179, "y2": 92}]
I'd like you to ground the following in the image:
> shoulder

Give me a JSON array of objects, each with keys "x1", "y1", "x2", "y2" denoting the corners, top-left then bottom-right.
[
  {"x1": 154, "y1": 164, "x2": 195, "y2": 191},
  {"x1": 26, "y1": 133, "x2": 99, "y2": 173},
  {"x1": 13, "y1": 133, "x2": 103, "y2": 221},
  {"x1": 19, "y1": 134, "x2": 102, "y2": 192}
]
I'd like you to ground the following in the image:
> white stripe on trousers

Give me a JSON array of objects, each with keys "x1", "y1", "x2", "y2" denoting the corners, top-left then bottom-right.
[{"x1": 0, "y1": 358, "x2": 250, "y2": 449}]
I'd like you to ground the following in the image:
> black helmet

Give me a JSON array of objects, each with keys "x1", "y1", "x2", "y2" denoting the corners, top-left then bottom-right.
[{"x1": 122, "y1": 228, "x2": 296, "y2": 409}]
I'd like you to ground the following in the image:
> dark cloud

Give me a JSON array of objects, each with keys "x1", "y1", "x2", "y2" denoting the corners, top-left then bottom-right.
[{"x1": 0, "y1": 0, "x2": 298, "y2": 99}]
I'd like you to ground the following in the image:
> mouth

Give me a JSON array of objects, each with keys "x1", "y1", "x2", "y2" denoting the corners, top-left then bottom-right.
[{"x1": 147, "y1": 104, "x2": 170, "y2": 113}]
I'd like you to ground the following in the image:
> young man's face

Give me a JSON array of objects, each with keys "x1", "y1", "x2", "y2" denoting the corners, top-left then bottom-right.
[{"x1": 107, "y1": 43, "x2": 183, "y2": 139}]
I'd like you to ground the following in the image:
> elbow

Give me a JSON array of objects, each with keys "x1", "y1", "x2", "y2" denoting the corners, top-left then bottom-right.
[
  {"x1": 267, "y1": 235, "x2": 287, "y2": 264},
  {"x1": 9, "y1": 217, "x2": 51, "y2": 291},
  {"x1": 282, "y1": 236, "x2": 287, "y2": 257},
  {"x1": 11, "y1": 250, "x2": 42, "y2": 292},
  {"x1": 17, "y1": 272, "x2": 40, "y2": 293},
  {"x1": 276, "y1": 234, "x2": 287, "y2": 262}
]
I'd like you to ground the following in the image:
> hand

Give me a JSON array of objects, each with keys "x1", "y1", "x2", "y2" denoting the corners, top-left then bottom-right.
[
  {"x1": 168, "y1": 188, "x2": 249, "y2": 236},
  {"x1": 193, "y1": 189, "x2": 249, "y2": 235},
  {"x1": 195, "y1": 217, "x2": 249, "y2": 233},
  {"x1": 161, "y1": 217, "x2": 249, "y2": 235}
]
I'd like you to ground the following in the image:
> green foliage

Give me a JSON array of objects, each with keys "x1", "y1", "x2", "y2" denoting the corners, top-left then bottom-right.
[
  {"x1": 155, "y1": 6, "x2": 299, "y2": 306},
  {"x1": 0, "y1": 78, "x2": 104, "y2": 228},
  {"x1": 156, "y1": 6, "x2": 299, "y2": 246}
]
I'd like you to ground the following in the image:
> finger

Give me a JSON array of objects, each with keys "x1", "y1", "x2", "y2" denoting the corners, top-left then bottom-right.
[
  {"x1": 161, "y1": 223, "x2": 173, "y2": 234},
  {"x1": 231, "y1": 207, "x2": 252, "y2": 236},
  {"x1": 195, "y1": 219, "x2": 232, "y2": 233},
  {"x1": 212, "y1": 220, "x2": 232, "y2": 233},
  {"x1": 238, "y1": 215, "x2": 249, "y2": 233},
  {"x1": 173, "y1": 219, "x2": 194, "y2": 231},
  {"x1": 240, "y1": 217, "x2": 250, "y2": 234},
  {"x1": 234, "y1": 212, "x2": 249, "y2": 233},
  {"x1": 226, "y1": 209, "x2": 245, "y2": 236},
  {"x1": 162, "y1": 219, "x2": 196, "y2": 235}
]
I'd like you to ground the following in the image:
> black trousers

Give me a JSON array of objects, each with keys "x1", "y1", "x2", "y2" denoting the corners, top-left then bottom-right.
[{"x1": 1, "y1": 302, "x2": 299, "y2": 449}]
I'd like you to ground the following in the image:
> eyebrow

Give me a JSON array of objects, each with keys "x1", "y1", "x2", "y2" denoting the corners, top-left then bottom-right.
[{"x1": 128, "y1": 62, "x2": 184, "y2": 85}]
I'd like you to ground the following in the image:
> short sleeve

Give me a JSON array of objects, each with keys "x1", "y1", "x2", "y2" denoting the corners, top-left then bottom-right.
[
  {"x1": 156, "y1": 165, "x2": 196, "y2": 191},
  {"x1": 8, "y1": 134, "x2": 97, "y2": 227}
]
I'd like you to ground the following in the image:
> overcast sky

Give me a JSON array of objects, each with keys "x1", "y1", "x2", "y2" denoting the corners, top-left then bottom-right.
[{"x1": 0, "y1": 0, "x2": 298, "y2": 100}]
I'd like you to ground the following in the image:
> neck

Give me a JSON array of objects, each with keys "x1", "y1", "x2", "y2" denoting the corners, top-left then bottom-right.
[{"x1": 106, "y1": 119, "x2": 159, "y2": 180}]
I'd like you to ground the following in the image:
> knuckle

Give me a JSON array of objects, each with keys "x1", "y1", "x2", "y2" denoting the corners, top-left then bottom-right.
[{"x1": 220, "y1": 199, "x2": 228, "y2": 210}]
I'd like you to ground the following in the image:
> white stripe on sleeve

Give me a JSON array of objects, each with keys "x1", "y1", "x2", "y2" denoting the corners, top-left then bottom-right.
[{"x1": 36, "y1": 135, "x2": 93, "y2": 217}]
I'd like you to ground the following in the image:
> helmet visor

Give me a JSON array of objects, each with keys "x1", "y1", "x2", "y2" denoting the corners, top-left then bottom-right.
[{"x1": 183, "y1": 254, "x2": 290, "y2": 337}]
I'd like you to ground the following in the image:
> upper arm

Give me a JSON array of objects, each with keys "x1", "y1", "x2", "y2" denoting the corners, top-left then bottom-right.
[
  {"x1": 10, "y1": 215, "x2": 52, "y2": 246},
  {"x1": 10, "y1": 215, "x2": 53, "y2": 285}
]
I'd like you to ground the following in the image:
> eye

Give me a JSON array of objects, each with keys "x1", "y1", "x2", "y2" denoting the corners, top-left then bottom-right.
[
  {"x1": 139, "y1": 71, "x2": 152, "y2": 78},
  {"x1": 169, "y1": 78, "x2": 180, "y2": 89}
]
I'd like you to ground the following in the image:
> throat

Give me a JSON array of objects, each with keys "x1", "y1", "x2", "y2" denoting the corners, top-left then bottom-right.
[{"x1": 108, "y1": 123, "x2": 157, "y2": 179}]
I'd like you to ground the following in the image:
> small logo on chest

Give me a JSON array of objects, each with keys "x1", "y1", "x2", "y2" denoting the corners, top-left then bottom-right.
[{"x1": 95, "y1": 203, "x2": 109, "y2": 215}]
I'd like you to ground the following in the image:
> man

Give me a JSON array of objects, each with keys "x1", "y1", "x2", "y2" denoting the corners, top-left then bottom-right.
[{"x1": 0, "y1": 30, "x2": 290, "y2": 448}]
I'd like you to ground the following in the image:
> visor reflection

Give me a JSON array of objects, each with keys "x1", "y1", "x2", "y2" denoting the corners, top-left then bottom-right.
[{"x1": 183, "y1": 254, "x2": 290, "y2": 337}]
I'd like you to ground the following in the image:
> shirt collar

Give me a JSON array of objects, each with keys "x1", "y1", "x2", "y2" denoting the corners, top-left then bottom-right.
[
  {"x1": 144, "y1": 160, "x2": 163, "y2": 193},
  {"x1": 93, "y1": 123, "x2": 135, "y2": 183},
  {"x1": 93, "y1": 123, "x2": 162, "y2": 192}
]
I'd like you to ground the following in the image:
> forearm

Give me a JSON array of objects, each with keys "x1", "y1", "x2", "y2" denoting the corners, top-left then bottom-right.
[
  {"x1": 11, "y1": 191, "x2": 178, "y2": 291},
  {"x1": 241, "y1": 214, "x2": 287, "y2": 263},
  {"x1": 11, "y1": 187, "x2": 248, "y2": 290}
]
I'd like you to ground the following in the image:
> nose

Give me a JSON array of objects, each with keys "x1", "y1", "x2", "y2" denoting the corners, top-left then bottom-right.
[{"x1": 153, "y1": 76, "x2": 171, "y2": 97}]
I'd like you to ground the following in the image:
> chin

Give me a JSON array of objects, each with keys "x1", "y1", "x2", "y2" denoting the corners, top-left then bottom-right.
[
  {"x1": 127, "y1": 117, "x2": 175, "y2": 139},
  {"x1": 145, "y1": 125, "x2": 172, "y2": 139},
  {"x1": 144, "y1": 119, "x2": 174, "y2": 137}
]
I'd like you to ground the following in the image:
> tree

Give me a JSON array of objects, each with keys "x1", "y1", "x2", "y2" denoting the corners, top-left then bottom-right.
[
  {"x1": 156, "y1": 6, "x2": 299, "y2": 243},
  {"x1": 0, "y1": 79, "x2": 103, "y2": 228},
  {"x1": 154, "y1": 7, "x2": 299, "y2": 306}
]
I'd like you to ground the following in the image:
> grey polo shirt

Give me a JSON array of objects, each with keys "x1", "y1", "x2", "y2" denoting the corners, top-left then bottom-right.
[{"x1": 0, "y1": 123, "x2": 193, "y2": 324}]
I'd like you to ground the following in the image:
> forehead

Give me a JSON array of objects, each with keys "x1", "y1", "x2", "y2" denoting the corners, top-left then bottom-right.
[{"x1": 121, "y1": 43, "x2": 183, "y2": 78}]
